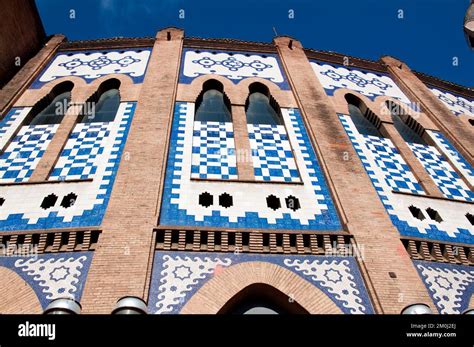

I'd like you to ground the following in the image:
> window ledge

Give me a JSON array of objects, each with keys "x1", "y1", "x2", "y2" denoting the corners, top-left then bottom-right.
[
  {"x1": 391, "y1": 190, "x2": 474, "y2": 205},
  {"x1": 0, "y1": 178, "x2": 93, "y2": 187}
]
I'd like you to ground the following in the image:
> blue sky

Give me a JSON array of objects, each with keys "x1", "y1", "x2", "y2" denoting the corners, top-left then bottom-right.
[{"x1": 36, "y1": 0, "x2": 473, "y2": 87}]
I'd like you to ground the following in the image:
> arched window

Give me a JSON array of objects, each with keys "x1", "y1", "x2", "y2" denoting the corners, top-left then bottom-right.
[
  {"x1": 218, "y1": 284, "x2": 308, "y2": 315},
  {"x1": 195, "y1": 80, "x2": 231, "y2": 122},
  {"x1": 386, "y1": 100, "x2": 426, "y2": 145},
  {"x1": 81, "y1": 79, "x2": 121, "y2": 123},
  {"x1": 245, "y1": 83, "x2": 282, "y2": 125},
  {"x1": 345, "y1": 94, "x2": 381, "y2": 137},
  {"x1": 26, "y1": 81, "x2": 73, "y2": 126}
]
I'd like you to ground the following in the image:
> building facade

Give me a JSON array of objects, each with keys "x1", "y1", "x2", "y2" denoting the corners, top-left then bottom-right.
[{"x1": 0, "y1": 28, "x2": 473, "y2": 314}]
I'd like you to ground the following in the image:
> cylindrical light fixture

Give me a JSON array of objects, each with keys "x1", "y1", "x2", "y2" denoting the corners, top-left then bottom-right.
[
  {"x1": 112, "y1": 296, "x2": 148, "y2": 314},
  {"x1": 44, "y1": 298, "x2": 82, "y2": 314},
  {"x1": 401, "y1": 303, "x2": 433, "y2": 315}
]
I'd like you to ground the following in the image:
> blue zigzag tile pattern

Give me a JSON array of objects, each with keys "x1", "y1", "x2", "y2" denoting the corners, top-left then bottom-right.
[
  {"x1": 159, "y1": 102, "x2": 341, "y2": 230},
  {"x1": 428, "y1": 130, "x2": 474, "y2": 189},
  {"x1": 339, "y1": 114, "x2": 474, "y2": 244},
  {"x1": 0, "y1": 102, "x2": 136, "y2": 231}
]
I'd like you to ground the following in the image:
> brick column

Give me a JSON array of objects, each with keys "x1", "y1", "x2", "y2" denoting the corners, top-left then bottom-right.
[
  {"x1": 275, "y1": 36, "x2": 434, "y2": 314},
  {"x1": 29, "y1": 104, "x2": 82, "y2": 181},
  {"x1": 232, "y1": 105, "x2": 255, "y2": 180},
  {"x1": 80, "y1": 28, "x2": 184, "y2": 313},
  {"x1": 379, "y1": 123, "x2": 443, "y2": 197},
  {"x1": 0, "y1": 35, "x2": 65, "y2": 116},
  {"x1": 382, "y1": 56, "x2": 474, "y2": 163}
]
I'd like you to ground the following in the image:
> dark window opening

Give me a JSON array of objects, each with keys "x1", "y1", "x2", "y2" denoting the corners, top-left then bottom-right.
[
  {"x1": 245, "y1": 83, "x2": 282, "y2": 125},
  {"x1": 266, "y1": 194, "x2": 281, "y2": 210},
  {"x1": 426, "y1": 207, "x2": 443, "y2": 223},
  {"x1": 218, "y1": 283, "x2": 309, "y2": 315},
  {"x1": 26, "y1": 81, "x2": 74, "y2": 126},
  {"x1": 60, "y1": 193, "x2": 77, "y2": 209},
  {"x1": 198, "y1": 192, "x2": 213, "y2": 207},
  {"x1": 285, "y1": 195, "x2": 301, "y2": 211},
  {"x1": 195, "y1": 80, "x2": 232, "y2": 122},
  {"x1": 468, "y1": 119, "x2": 474, "y2": 126},
  {"x1": 386, "y1": 101, "x2": 426, "y2": 145},
  {"x1": 41, "y1": 194, "x2": 58, "y2": 210},
  {"x1": 466, "y1": 213, "x2": 474, "y2": 225},
  {"x1": 219, "y1": 193, "x2": 233, "y2": 208},
  {"x1": 345, "y1": 94, "x2": 382, "y2": 137},
  {"x1": 409, "y1": 205, "x2": 425, "y2": 221},
  {"x1": 81, "y1": 79, "x2": 121, "y2": 123}
]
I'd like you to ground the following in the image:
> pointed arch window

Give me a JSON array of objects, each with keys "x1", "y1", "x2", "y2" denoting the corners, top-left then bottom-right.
[
  {"x1": 385, "y1": 100, "x2": 426, "y2": 145},
  {"x1": 81, "y1": 79, "x2": 121, "y2": 123},
  {"x1": 26, "y1": 81, "x2": 73, "y2": 126},
  {"x1": 246, "y1": 83, "x2": 299, "y2": 182},
  {"x1": 345, "y1": 94, "x2": 382, "y2": 137},
  {"x1": 49, "y1": 79, "x2": 122, "y2": 181},
  {"x1": 191, "y1": 79, "x2": 237, "y2": 180},
  {"x1": 195, "y1": 80, "x2": 232, "y2": 123},
  {"x1": 245, "y1": 83, "x2": 282, "y2": 125},
  {"x1": 0, "y1": 81, "x2": 73, "y2": 183},
  {"x1": 218, "y1": 284, "x2": 308, "y2": 315}
]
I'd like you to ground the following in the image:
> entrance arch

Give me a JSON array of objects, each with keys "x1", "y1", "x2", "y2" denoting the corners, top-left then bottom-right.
[
  {"x1": 180, "y1": 261, "x2": 343, "y2": 314},
  {"x1": 0, "y1": 267, "x2": 42, "y2": 314}
]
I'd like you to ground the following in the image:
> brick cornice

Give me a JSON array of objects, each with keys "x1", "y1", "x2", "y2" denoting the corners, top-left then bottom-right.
[
  {"x1": 183, "y1": 37, "x2": 277, "y2": 53},
  {"x1": 59, "y1": 37, "x2": 155, "y2": 51}
]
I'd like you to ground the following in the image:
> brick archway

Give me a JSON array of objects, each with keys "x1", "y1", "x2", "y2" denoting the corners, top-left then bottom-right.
[
  {"x1": 180, "y1": 261, "x2": 343, "y2": 314},
  {"x1": 0, "y1": 267, "x2": 42, "y2": 313}
]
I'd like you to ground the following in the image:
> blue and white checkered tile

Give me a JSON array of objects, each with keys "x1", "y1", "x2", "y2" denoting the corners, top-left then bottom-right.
[
  {"x1": 191, "y1": 121, "x2": 237, "y2": 180},
  {"x1": 0, "y1": 124, "x2": 58, "y2": 183},
  {"x1": 428, "y1": 130, "x2": 474, "y2": 187},
  {"x1": 0, "y1": 108, "x2": 31, "y2": 149},
  {"x1": 148, "y1": 251, "x2": 374, "y2": 314},
  {"x1": 414, "y1": 261, "x2": 474, "y2": 314},
  {"x1": 311, "y1": 61, "x2": 412, "y2": 104},
  {"x1": 159, "y1": 103, "x2": 341, "y2": 230},
  {"x1": 339, "y1": 115, "x2": 424, "y2": 195},
  {"x1": 248, "y1": 123, "x2": 300, "y2": 182},
  {"x1": 0, "y1": 252, "x2": 93, "y2": 309},
  {"x1": 180, "y1": 48, "x2": 289, "y2": 89},
  {"x1": 49, "y1": 122, "x2": 111, "y2": 181},
  {"x1": 408, "y1": 142, "x2": 474, "y2": 202},
  {"x1": 429, "y1": 87, "x2": 474, "y2": 117},
  {"x1": 0, "y1": 102, "x2": 136, "y2": 231},
  {"x1": 339, "y1": 114, "x2": 474, "y2": 244},
  {"x1": 361, "y1": 135, "x2": 425, "y2": 194}
]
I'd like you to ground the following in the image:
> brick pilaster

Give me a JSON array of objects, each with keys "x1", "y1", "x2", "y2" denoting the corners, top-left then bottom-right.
[
  {"x1": 232, "y1": 105, "x2": 255, "y2": 180},
  {"x1": 274, "y1": 36, "x2": 434, "y2": 314},
  {"x1": 80, "y1": 28, "x2": 184, "y2": 313},
  {"x1": 381, "y1": 56, "x2": 474, "y2": 164},
  {"x1": 379, "y1": 123, "x2": 443, "y2": 197}
]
